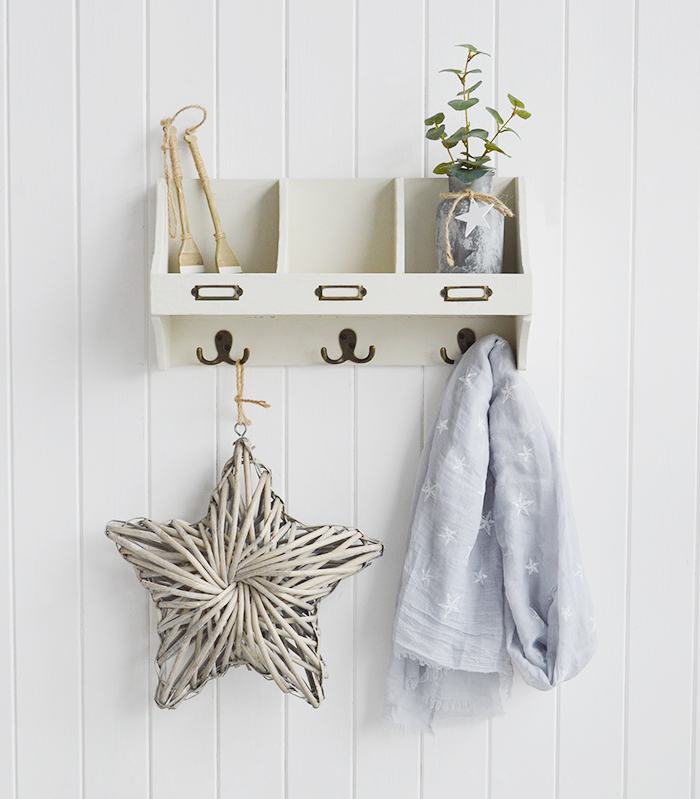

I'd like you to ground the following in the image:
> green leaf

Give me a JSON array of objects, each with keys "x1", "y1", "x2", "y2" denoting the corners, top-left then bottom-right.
[
  {"x1": 484, "y1": 141, "x2": 510, "y2": 156},
  {"x1": 501, "y1": 126, "x2": 521, "y2": 139},
  {"x1": 465, "y1": 81, "x2": 482, "y2": 94},
  {"x1": 425, "y1": 125, "x2": 445, "y2": 140},
  {"x1": 508, "y1": 94, "x2": 525, "y2": 109},
  {"x1": 433, "y1": 162, "x2": 454, "y2": 175},
  {"x1": 515, "y1": 108, "x2": 532, "y2": 119},
  {"x1": 451, "y1": 167, "x2": 492, "y2": 184},
  {"x1": 448, "y1": 98, "x2": 479, "y2": 111},
  {"x1": 468, "y1": 128, "x2": 489, "y2": 140},
  {"x1": 424, "y1": 112, "x2": 445, "y2": 126},
  {"x1": 466, "y1": 69, "x2": 482, "y2": 74},
  {"x1": 443, "y1": 126, "x2": 468, "y2": 146},
  {"x1": 439, "y1": 68, "x2": 464, "y2": 75},
  {"x1": 457, "y1": 43, "x2": 478, "y2": 52},
  {"x1": 485, "y1": 106, "x2": 504, "y2": 125},
  {"x1": 467, "y1": 155, "x2": 491, "y2": 166}
]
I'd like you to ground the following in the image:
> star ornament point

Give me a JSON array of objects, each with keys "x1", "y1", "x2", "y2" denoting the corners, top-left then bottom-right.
[
  {"x1": 454, "y1": 199, "x2": 492, "y2": 240},
  {"x1": 106, "y1": 438, "x2": 383, "y2": 710}
]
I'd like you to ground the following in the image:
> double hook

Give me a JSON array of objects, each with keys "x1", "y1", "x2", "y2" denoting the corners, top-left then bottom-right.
[
  {"x1": 321, "y1": 328, "x2": 375, "y2": 364},
  {"x1": 196, "y1": 330, "x2": 249, "y2": 365},
  {"x1": 440, "y1": 328, "x2": 476, "y2": 364}
]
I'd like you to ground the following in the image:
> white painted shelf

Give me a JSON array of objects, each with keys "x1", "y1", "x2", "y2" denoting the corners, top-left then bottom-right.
[{"x1": 151, "y1": 177, "x2": 532, "y2": 369}]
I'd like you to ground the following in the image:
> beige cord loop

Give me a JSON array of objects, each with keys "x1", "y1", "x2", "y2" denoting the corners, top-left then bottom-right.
[
  {"x1": 160, "y1": 106, "x2": 208, "y2": 239},
  {"x1": 235, "y1": 360, "x2": 270, "y2": 427},
  {"x1": 441, "y1": 190, "x2": 514, "y2": 267}
]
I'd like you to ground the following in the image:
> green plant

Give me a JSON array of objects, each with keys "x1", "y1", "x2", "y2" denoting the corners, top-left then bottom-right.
[{"x1": 425, "y1": 43, "x2": 531, "y2": 185}]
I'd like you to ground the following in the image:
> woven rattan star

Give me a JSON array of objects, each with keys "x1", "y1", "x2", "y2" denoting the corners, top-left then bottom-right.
[{"x1": 106, "y1": 438, "x2": 383, "y2": 709}]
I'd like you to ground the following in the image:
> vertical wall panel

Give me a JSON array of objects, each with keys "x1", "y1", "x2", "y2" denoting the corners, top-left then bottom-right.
[
  {"x1": 218, "y1": 0, "x2": 286, "y2": 179},
  {"x1": 148, "y1": 2, "x2": 219, "y2": 797},
  {"x1": 559, "y1": 2, "x2": 636, "y2": 797},
  {"x1": 79, "y1": 1, "x2": 150, "y2": 797},
  {"x1": 357, "y1": 0, "x2": 424, "y2": 177},
  {"x1": 287, "y1": 0, "x2": 355, "y2": 178},
  {"x1": 9, "y1": 0, "x2": 82, "y2": 795},
  {"x1": 0, "y1": 0, "x2": 14, "y2": 792},
  {"x1": 627, "y1": 1, "x2": 700, "y2": 796},
  {"x1": 355, "y1": 367, "x2": 423, "y2": 799},
  {"x1": 490, "y1": 2, "x2": 566, "y2": 796}
]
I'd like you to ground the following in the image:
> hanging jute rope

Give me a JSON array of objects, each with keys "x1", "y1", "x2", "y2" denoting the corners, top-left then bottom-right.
[
  {"x1": 234, "y1": 360, "x2": 270, "y2": 427},
  {"x1": 160, "y1": 105, "x2": 208, "y2": 239},
  {"x1": 441, "y1": 189, "x2": 514, "y2": 267}
]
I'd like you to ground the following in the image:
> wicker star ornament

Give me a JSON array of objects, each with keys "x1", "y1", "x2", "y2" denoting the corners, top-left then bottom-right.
[{"x1": 106, "y1": 437, "x2": 383, "y2": 709}]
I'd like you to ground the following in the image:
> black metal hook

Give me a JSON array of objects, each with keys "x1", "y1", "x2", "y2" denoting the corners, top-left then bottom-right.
[
  {"x1": 440, "y1": 327, "x2": 476, "y2": 364},
  {"x1": 196, "y1": 330, "x2": 250, "y2": 365},
  {"x1": 321, "y1": 328, "x2": 375, "y2": 364}
]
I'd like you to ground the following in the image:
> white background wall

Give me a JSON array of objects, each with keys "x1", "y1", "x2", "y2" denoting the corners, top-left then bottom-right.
[{"x1": 1, "y1": 0, "x2": 698, "y2": 797}]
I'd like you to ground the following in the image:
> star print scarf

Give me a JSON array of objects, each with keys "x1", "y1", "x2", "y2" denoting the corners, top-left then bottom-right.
[{"x1": 383, "y1": 334, "x2": 596, "y2": 730}]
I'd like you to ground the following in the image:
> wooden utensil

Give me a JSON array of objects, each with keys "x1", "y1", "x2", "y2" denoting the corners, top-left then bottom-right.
[
  {"x1": 166, "y1": 123, "x2": 204, "y2": 273},
  {"x1": 184, "y1": 131, "x2": 241, "y2": 273}
]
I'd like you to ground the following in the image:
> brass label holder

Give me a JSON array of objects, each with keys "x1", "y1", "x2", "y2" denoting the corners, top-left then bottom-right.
[
  {"x1": 315, "y1": 285, "x2": 367, "y2": 301},
  {"x1": 440, "y1": 285, "x2": 493, "y2": 302},
  {"x1": 191, "y1": 284, "x2": 243, "y2": 301}
]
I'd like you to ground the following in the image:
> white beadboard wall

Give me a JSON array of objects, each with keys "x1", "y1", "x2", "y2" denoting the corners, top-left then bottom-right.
[{"x1": 1, "y1": 1, "x2": 698, "y2": 798}]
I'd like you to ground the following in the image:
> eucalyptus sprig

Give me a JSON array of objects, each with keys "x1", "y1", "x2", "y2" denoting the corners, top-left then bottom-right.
[{"x1": 425, "y1": 43, "x2": 531, "y2": 184}]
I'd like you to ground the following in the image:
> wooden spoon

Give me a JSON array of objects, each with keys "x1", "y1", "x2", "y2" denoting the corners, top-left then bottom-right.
[
  {"x1": 167, "y1": 124, "x2": 204, "y2": 273},
  {"x1": 184, "y1": 132, "x2": 240, "y2": 273}
]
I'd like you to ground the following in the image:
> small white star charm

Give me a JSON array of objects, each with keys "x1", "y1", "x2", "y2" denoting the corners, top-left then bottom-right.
[
  {"x1": 473, "y1": 568, "x2": 488, "y2": 586},
  {"x1": 436, "y1": 419, "x2": 449, "y2": 433},
  {"x1": 512, "y1": 492, "x2": 534, "y2": 516},
  {"x1": 439, "y1": 526, "x2": 457, "y2": 544},
  {"x1": 574, "y1": 564, "x2": 584, "y2": 582},
  {"x1": 525, "y1": 559, "x2": 539, "y2": 575},
  {"x1": 561, "y1": 605, "x2": 573, "y2": 620},
  {"x1": 454, "y1": 199, "x2": 492, "y2": 240},
  {"x1": 519, "y1": 445, "x2": 534, "y2": 463},
  {"x1": 501, "y1": 379, "x2": 518, "y2": 403},
  {"x1": 479, "y1": 511, "x2": 495, "y2": 535},
  {"x1": 439, "y1": 594, "x2": 460, "y2": 617},
  {"x1": 421, "y1": 480, "x2": 438, "y2": 500},
  {"x1": 477, "y1": 416, "x2": 486, "y2": 432}
]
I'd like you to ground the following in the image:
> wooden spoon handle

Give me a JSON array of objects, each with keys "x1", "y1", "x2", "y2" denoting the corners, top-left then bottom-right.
[{"x1": 184, "y1": 133, "x2": 224, "y2": 238}]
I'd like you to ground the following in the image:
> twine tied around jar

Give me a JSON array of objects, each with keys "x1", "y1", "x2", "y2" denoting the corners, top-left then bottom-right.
[{"x1": 441, "y1": 189, "x2": 514, "y2": 267}]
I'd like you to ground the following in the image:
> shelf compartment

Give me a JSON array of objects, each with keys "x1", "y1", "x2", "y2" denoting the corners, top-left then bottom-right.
[{"x1": 279, "y1": 178, "x2": 399, "y2": 274}]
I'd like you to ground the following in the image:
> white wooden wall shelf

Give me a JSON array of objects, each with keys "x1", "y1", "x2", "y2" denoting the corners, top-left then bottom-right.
[{"x1": 151, "y1": 177, "x2": 532, "y2": 369}]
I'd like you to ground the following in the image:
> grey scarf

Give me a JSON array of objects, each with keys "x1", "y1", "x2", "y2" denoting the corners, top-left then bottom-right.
[{"x1": 383, "y1": 335, "x2": 597, "y2": 730}]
